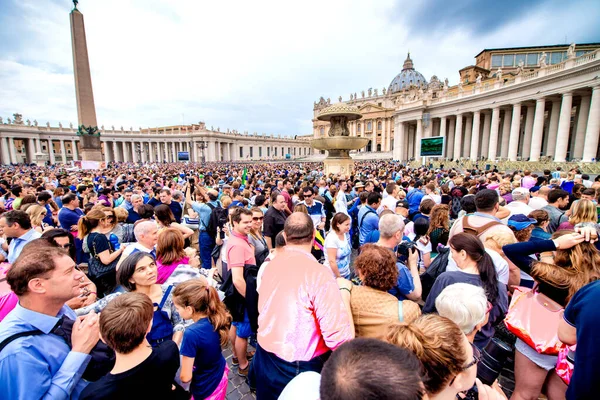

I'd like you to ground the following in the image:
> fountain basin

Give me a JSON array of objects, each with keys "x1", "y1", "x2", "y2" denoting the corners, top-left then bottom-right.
[{"x1": 311, "y1": 137, "x2": 370, "y2": 176}]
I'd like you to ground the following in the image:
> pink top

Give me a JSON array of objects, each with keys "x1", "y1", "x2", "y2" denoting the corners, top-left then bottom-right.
[
  {"x1": 257, "y1": 247, "x2": 353, "y2": 362},
  {"x1": 226, "y1": 231, "x2": 256, "y2": 268},
  {"x1": 156, "y1": 256, "x2": 190, "y2": 284},
  {"x1": 522, "y1": 176, "x2": 536, "y2": 189}
]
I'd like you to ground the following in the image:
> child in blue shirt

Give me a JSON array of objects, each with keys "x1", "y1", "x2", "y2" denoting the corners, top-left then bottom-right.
[{"x1": 173, "y1": 280, "x2": 231, "y2": 400}]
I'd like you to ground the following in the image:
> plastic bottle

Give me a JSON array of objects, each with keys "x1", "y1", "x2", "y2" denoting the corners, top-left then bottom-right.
[{"x1": 109, "y1": 233, "x2": 120, "y2": 250}]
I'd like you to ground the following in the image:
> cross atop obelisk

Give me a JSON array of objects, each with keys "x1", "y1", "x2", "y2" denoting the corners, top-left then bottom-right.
[{"x1": 70, "y1": 0, "x2": 103, "y2": 161}]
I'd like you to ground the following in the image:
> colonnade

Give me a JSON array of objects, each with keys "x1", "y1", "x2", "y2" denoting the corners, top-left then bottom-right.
[
  {"x1": 0, "y1": 137, "x2": 79, "y2": 164},
  {"x1": 394, "y1": 85, "x2": 600, "y2": 162}
]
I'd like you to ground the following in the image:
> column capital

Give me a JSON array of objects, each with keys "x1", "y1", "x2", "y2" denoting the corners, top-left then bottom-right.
[
  {"x1": 561, "y1": 92, "x2": 573, "y2": 98},
  {"x1": 535, "y1": 97, "x2": 546, "y2": 103}
]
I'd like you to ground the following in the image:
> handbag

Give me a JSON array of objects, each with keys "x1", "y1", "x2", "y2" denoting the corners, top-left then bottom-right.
[
  {"x1": 504, "y1": 286, "x2": 565, "y2": 355},
  {"x1": 88, "y1": 234, "x2": 119, "y2": 278},
  {"x1": 555, "y1": 345, "x2": 576, "y2": 385}
]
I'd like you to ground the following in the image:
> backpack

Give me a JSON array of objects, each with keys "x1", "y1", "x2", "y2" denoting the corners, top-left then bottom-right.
[
  {"x1": 352, "y1": 209, "x2": 376, "y2": 249},
  {"x1": 462, "y1": 216, "x2": 502, "y2": 237},
  {"x1": 420, "y1": 247, "x2": 450, "y2": 302},
  {"x1": 207, "y1": 204, "x2": 228, "y2": 240},
  {"x1": 450, "y1": 187, "x2": 464, "y2": 219}
]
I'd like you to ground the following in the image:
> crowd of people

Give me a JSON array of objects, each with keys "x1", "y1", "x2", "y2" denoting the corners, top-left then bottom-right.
[{"x1": 0, "y1": 160, "x2": 599, "y2": 400}]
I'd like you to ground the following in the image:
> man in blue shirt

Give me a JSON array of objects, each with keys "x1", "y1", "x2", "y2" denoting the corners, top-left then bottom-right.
[
  {"x1": 299, "y1": 187, "x2": 325, "y2": 230},
  {"x1": 0, "y1": 246, "x2": 100, "y2": 399},
  {"x1": 375, "y1": 213, "x2": 422, "y2": 301},
  {"x1": 191, "y1": 189, "x2": 221, "y2": 270},
  {"x1": 159, "y1": 188, "x2": 182, "y2": 223},
  {"x1": 58, "y1": 193, "x2": 86, "y2": 263},
  {"x1": 37, "y1": 191, "x2": 56, "y2": 227},
  {"x1": 406, "y1": 180, "x2": 424, "y2": 218},
  {"x1": 358, "y1": 192, "x2": 381, "y2": 246},
  {"x1": 0, "y1": 210, "x2": 42, "y2": 264}
]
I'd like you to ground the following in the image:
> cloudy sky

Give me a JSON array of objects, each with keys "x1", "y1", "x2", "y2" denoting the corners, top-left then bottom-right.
[{"x1": 1, "y1": 0, "x2": 599, "y2": 136}]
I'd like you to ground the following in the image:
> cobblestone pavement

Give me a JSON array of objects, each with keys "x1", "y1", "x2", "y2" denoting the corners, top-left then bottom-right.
[{"x1": 223, "y1": 346, "x2": 256, "y2": 400}]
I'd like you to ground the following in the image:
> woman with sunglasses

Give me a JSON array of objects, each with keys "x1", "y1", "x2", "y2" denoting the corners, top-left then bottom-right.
[
  {"x1": 386, "y1": 314, "x2": 506, "y2": 400},
  {"x1": 41, "y1": 228, "x2": 77, "y2": 261},
  {"x1": 78, "y1": 209, "x2": 127, "y2": 297},
  {"x1": 423, "y1": 233, "x2": 508, "y2": 350},
  {"x1": 248, "y1": 207, "x2": 269, "y2": 268}
]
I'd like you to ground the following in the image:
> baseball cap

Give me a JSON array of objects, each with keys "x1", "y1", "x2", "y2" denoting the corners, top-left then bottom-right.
[
  {"x1": 396, "y1": 200, "x2": 409, "y2": 209},
  {"x1": 508, "y1": 214, "x2": 537, "y2": 230}
]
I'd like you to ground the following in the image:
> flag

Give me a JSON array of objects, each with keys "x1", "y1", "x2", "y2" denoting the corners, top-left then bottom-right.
[{"x1": 242, "y1": 168, "x2": 248, "y2": 185}]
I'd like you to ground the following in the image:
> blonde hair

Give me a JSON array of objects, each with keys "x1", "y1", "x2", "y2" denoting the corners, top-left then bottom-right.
[
  {"x1": 220, "y1": 195, "x2": 232, "y2": 209},
  {"x1": 113, "y1": 207, "x2": 128, "y2": 223},
  {"x1": 485, "y1": 231, "x2": 517, "y2": 249},
  {"x1": 386, "y1": 315, "x2": 468, "y2": 395},
  {"x1": 568, "y1": 199, "x2": 597, "y2": 225},
  {"x1": 26, "y1": 205, "x2": 47, "y2": 227}
]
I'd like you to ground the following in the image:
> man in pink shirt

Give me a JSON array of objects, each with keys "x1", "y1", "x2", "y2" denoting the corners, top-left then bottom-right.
[
  {"x1": 250, "y1": 212, "x2": 354, "y2": 399},
  {"x1": 224, "y1": 207, "x2": 256, "y2": 377},
  {"x1": 521, "y1": 170, "x2": 536, "y2": 189}
]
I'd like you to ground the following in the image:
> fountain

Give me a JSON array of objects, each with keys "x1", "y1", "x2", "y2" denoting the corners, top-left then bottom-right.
[{"x1": 311, "y1": 103, "x2": 369, "y2": 175}]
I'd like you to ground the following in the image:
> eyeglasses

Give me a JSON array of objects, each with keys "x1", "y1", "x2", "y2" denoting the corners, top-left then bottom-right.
[
  {"x1": 462, "y1": 343, "x2": 481, "y2": 370},
  {"x1": 58, "y1": 243, "x2": 73, "y2": 249},
  {"x1": 252, "y1": 216, "x2": 264, "y2": 221},
  {"x1": 449, "y1": 343, "x2": 481, "y2": 386}
]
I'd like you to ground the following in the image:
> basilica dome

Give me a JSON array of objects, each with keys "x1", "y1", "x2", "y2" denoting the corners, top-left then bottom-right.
[{"x1": 388, "y1": 53, "x2": 428, "y2": 94}]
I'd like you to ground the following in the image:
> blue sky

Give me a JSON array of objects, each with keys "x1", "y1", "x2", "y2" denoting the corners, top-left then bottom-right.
[{"x1": 0, "y1": 0, "x2": 599, "y2": 136}]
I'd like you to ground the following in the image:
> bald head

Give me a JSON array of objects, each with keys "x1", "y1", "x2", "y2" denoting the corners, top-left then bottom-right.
[
  {"x1": 134, "y1": 221, "x2": 158, "y2": 247},
  {"x1": 284, "y1": 212, "x2": 314, "y2": 245}
]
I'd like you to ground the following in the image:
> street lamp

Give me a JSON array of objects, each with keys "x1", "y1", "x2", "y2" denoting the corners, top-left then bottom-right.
[{"x1": 198, "y1": 141, "x2": 207, "y2": 163}]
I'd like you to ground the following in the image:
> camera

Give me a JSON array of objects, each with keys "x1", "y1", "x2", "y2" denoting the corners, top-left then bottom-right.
[
  {"x1": 397, "y1": 240, "x2": 417, "y2": 258},
  {"x1": 463, "y1": 338, "x2": 512, "y2": 399}
]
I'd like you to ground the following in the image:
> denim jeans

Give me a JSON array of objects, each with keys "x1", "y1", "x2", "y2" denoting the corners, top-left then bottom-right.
[
  {"x1": 248, "y1": 344, "x2": 330, "y2": 400},
  {"x1": 199, "y1": 230, "x2": 214, "y2": 270}
]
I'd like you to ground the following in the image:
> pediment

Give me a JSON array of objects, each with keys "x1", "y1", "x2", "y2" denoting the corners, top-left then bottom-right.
[{"x1": 357, "y1": 103, "x2": 389, "y2": 113}]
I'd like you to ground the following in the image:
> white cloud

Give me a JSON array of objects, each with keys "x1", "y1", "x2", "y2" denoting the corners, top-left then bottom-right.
[{"x1": 0, "y1": 0, "x2": 598, "y2": 135}]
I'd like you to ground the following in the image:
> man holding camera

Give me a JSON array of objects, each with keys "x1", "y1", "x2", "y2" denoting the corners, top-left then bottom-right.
[{"x1": 375, "y1": 214, "x2": 422, "y2": 301}]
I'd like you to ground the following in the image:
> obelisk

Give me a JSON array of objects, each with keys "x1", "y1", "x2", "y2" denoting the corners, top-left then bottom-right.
[{"x1": 70, "y1": 1, "x2": 103, "y2": 161}]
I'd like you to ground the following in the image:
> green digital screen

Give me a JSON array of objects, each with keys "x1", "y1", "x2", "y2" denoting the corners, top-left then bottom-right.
[{"x1": 420, "y1": 136, "x2": 445, "y2": 157}]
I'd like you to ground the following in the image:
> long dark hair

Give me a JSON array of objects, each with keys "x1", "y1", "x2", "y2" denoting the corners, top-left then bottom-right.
[{"x1": 449, "y1": 233, "x2": 499, "y2": 303}]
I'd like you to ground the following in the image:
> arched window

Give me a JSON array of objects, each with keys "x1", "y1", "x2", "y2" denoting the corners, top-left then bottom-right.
[
  {"x1": 357, "y1": 123, "x2": 362, "y2": 132},
  {"x1": 319, "y1": 127, "x2": 324, "y2": 136},
  {"x1": 377, "y1": 144, "x2": 382, "y2": 152},
  {"x1": 377, "y1": 121, "x2": 382, "y2": 131},
  {"x1": 367, "y1": 121, "x2": 372, "y2": 131}
]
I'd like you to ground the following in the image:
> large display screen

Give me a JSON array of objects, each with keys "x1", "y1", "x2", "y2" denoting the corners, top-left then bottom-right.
[{"x1": 420, "y1": 136, "x2": 445, "y2": 157}]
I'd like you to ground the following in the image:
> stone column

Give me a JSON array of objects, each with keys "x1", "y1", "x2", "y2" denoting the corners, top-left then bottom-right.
[
  {"x1": 110, "y1": 142, "x2": 117, "y2": 162},
  {"x1": 446, "y1": 117, "x2": 455, "y2": 160},
  {"x1": 121, "y1": 142, "x2": 129, "y2": 162},
  {"x1": 573, "y1": 95, "x2": 591, "y2": 159},
  {"x1": 1, "y1": 137, "x2": 10, "y2": 165},
  {"x1": 36, "y1": 138, "x2": 42, "y2": 153},
  {"x1": 8, "y1": 138, "x2": 17, "y2": 164},
  {"x1": 508, "y1": 103, "x2": 522, "y2": 161},
  {"x1": 500, "y1": 110, "x2": 511, "y2": 159},
  {"x1": 141, "y1": 142, "x2": 147, "y2": 163},
  {"x1": 488, "y1": 107, "x2": 501, "y2": 160},
  {"x1": 25, "y1": 138, "x2": 34, "y2": 163},
  {"x1": 104, "y1": 142, "x2": 111, "y2": 163},
  {"x1": 440, "y1": 117, "x2": 447, "y2": 139},
  {"x1": 546, "y1": 100, "x2": 560, "y2": 158},
  {"x1": 71, "y1": 139, "x2": 79, "y2": 160},
  {"x1": 133, "y1": 142, "x2": 138, "y2": 162},
  {"x1": 453, "y1": 114, "x2": 463, "y2": 160},
  {"x1": 522, "y1": 105, "x2": 535, "y2": 159},
  {"x1": 415, "y1": 118, "x2": 423, "y2": 158},
  {"x1": 529, "y1": 98, "x2": 546, "y2": 161},
  {"x1": 60, "y1": 140, "x2": 67, "y2": 163},
  {"x1": 463, "y1": 115, "x2": 473, "y2": 158},
  {"x1": 47, "y1": 139, "x2": 55, "y2": 164},
  {"x1": 481, "y1": 112, "x2": 491, "y2": 158},
  {"x1": 582, "y1": 86, "x2": 600, "y2": 162},
  {"x1": 393, "y1": 121, "x2": 405, "y2": 161},
  {"x1": 172, "y1": 142, "x2": 177, "y2": 162},
  {"x1": 555, "y1": 93, "x2": 574, "y2": 162},
  {"x1": 470, "y1": 111, "x2": 481, "y2": 160}
]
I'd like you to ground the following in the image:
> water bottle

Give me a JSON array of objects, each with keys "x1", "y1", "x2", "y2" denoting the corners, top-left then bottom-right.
[{"x1": 109, "y1": 233, "x2": 120, "y2": 250}]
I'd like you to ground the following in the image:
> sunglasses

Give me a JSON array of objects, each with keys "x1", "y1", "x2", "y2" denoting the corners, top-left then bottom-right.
[
  {"x1": 252, "y1": 216, "x2": 264, "y2": 221},
  {"x1": 449, "y1": 343, "x2": 481, "y2": 385},
  {"x1": 58, "y1": 243, "x2": 73, "y2": 249}
]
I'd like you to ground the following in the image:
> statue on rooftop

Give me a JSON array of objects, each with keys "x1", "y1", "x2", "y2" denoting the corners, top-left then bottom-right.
[
  {"x1": 26, "y1": 119, "x2": 31, "y2": 126},
  {"x1": 567, "y1": 43, "x2": 576, "y2": 59},
  {"x1": 46, "y1": 122, "x2": 50, "y2": 127},
  {"x1": 0, "y1": 117, "x2": 2, "y2": 124},
  {"x1": 59, "y1": 122, "x2": 63, "y2": 129},
  {"x1": 13, "y1": 113, "x2": 23, "y2": 125},
  {"x1": 539, "y1": 52, "x2": 547, "y2": 68},
  {"x1": 368, "y1": 88, "x2": 372, "y2": 97},
  {"x1": 382, "y1": 87, "x2": 387, "y2": 95},
  {"x1": 516, "y1": 60, "x2": 525, "y2": 75},
  {"x1": 338, "y1": 96, "x2": 342, "y2": 103},
  {"x1": 70, "y1": 122, "x2": 73, "y2": 129},
  {"x1": 374, "y1": 88, "x2": 378, "y2": 96},
  {"x1": 476, "y1": 73, "x2": 482, "y2": 85},
  {"x1": 496, "y1": 68, "x2": 503, "y2": 81},
  {"x1": 34, "y1": 120, "x2": 38, "y2": 126},
  {"x1": 361, "y1": 91, "x2": 365, "y2": 98}
]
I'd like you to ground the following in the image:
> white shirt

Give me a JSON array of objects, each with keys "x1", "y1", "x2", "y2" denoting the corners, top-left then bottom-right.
[
  {"x1": 335, "y1": 191, "x2": 348, "y2": 215},
  {"x1": 279, "y1": 372, "x2": 321, "y2": 400},
  {"x1": 446, "y1": 247, "x2": 509, "y2": 285},
  {"x1": 422, "y1": 193, "x2": 441, "y2": 204},
  {"x1": 378, "y1": 195, "x2": 398, "y2": 214},
  {"x1": 528, "y1": 197, "x2": 548, "y2": 210},
  {"x1": 503, "y1": 201, "x2": 534, "y2": 222}
]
